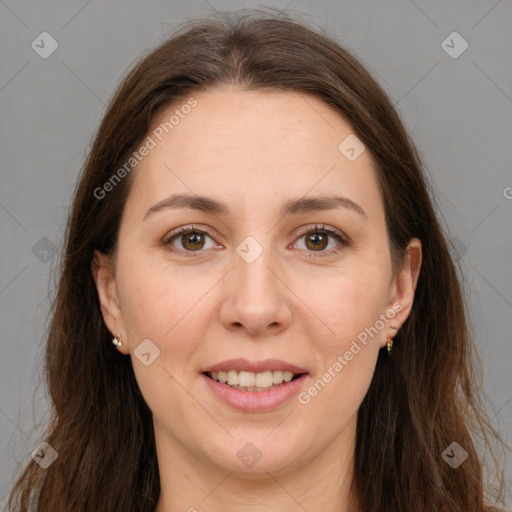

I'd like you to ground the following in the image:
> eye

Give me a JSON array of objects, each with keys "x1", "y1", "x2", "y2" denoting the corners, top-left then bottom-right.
[
  {"x1": 292, "y1": 224, "x2": 349, "y2": 257},
  {"x1": 163, "y1": 224, "x2": 349, "y2": 258},
  {"x1": 164, "y1": 225, "x2": 219, "y2": 257}
]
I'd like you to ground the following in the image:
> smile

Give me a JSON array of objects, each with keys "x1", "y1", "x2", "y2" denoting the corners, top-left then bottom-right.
[{"x1": 202, "y1": 372, "x2": 309, "y2": 412}]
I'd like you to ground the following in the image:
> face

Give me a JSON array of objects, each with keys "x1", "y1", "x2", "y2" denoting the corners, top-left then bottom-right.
[{"x1": 93, "y1": 88, "x2": 421, "y2": 478}]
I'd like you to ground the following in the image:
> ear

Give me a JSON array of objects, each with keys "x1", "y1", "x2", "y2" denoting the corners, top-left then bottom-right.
[
  {"x1": 91, "y1": 249, "x2": 128, "y2": 354},
  {"x1": 381, "y1": 237, "x2": 422, "y2": 347}
]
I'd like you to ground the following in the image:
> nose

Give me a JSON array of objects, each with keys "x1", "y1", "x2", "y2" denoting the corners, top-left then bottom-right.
[{"x1": 219, "y1": 245, "x2": 292, "y2": 337}]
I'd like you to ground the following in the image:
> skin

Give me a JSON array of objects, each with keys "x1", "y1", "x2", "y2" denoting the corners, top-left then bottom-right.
[{"x1": 93, "y1": 88, "x2": 422, "y2": 512}]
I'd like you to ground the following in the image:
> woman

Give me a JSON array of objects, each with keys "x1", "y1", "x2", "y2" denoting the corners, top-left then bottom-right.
[{"x1": 7, "y1": 8, "x2": 507, "y2": 512}]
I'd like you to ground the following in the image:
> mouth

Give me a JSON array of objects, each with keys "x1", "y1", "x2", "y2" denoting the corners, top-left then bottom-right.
[
  {"x1": 201, "y1": 370, "x2": 309, "y2": 412},
  {"x1": 200, "y1": 358, "x2": 310, "y2": 411},
  {"x1": 202, "y1": 370, "x2": 306, "y2": 392}
]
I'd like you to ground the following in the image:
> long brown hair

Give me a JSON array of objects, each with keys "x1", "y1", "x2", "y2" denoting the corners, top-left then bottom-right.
[{"x1": 7, "y1": 8, "x2": 507, "y2": 511}]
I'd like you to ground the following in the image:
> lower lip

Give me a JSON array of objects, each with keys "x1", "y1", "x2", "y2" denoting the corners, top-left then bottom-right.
[{"x1": 201, "y1": 373, "x2": 309, "y2": 412}]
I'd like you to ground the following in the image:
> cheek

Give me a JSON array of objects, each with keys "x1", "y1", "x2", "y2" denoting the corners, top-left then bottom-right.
[
  {"x1": 302, "y1": 262, "x2": 389, "y2": 419},
  {"x1": 115, "y1": 258, "x2": 201, "y2": 352},
  {"x1": 300, "y1": 288, "x2": 381, "y2": 429},
  {"x1": 297, "y1": 325, "x2": 379, "y2": 443},
  {"x1": 115, "y1": 263, "x2": 204, "y2": 406},
  {"x1": 313, "y1": 349, "x2": 377, "y2": 433},
  {"x1": 298, "y1": 265, "x2": 389, "y2": 349}
]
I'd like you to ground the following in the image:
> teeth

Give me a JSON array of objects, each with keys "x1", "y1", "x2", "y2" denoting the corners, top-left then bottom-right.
[
  {"x1": 209, "y1": 370, "x2": 297, "y2": 388},
  {"x1": 227, "y1": 370, "x2": 239, "y2": 386},
  {"x1": 272, "y1": 370, "x2": 284, "y2": 384}
]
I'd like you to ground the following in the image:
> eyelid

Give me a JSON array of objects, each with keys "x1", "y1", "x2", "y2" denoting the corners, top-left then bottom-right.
[
  {"x1": 163, "y1": 224, "x2": 218, "y2": 245},
  {"x1": 294, "y1": 223, "x2": 349, "y2": 243}
]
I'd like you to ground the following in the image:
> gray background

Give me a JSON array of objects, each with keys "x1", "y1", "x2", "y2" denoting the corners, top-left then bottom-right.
[{"x1": 1, "y1": 0, "x2": 511, "y2": 508}]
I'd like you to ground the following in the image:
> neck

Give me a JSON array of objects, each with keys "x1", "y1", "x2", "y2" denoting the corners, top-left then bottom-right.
[{"x1": 154, "y1": 417, "x2": 360, "y2": 512}]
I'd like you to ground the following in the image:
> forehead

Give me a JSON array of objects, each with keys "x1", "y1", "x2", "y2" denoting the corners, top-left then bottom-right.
[{"x1": 128, "y1": 88, "x2": 383, "y2": 223}]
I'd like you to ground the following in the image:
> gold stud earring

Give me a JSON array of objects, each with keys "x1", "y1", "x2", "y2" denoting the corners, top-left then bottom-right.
[{"x1": 387, "y1": 336, "x2": 393, "y2": 354}]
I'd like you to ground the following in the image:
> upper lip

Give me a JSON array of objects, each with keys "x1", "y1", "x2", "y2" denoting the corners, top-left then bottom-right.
[{"x1": 202, "y1": 358, "x2": 308, "y2": 374}]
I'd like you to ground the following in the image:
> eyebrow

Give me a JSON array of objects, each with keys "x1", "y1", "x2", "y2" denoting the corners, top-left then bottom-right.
[{"x1": 143, "y1": 193, "x2": 368, "y2": 220}]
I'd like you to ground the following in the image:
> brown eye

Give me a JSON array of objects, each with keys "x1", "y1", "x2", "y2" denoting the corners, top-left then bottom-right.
[
  {"x1": 180, "y1": 231, "x2": 206, "y2": 251},
  {"x1": 304, "y1": 232, "x2": 329, "y2": 251},
  {"x1": 165, "y1": 226, "x2": 217, "y2": 256},
  {"x1": 294, "y1": 225, "x2": 349, "y2": 256}
]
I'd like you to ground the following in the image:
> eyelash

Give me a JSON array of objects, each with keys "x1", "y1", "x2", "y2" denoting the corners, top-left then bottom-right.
[{"x1": 163, "y1": 224, "x2": 350, "y2": 259}]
